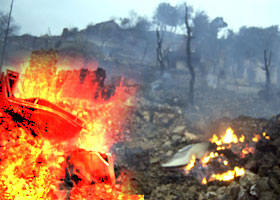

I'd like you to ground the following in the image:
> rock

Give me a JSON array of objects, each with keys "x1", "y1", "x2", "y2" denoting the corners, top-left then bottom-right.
[
  {"x1": 237, "y1": 187, "x2": 250, "y2": 200},
  {"x1": 164, "y1": 140, "x2": 172, "y2": 147},
  {"x1": 173, "y1": 126, "x2": 185, "y2": 134},
  {"x1": 171, "y1": 134, "x2": 181, "y2": 141},
  {"x1": 142, "y1": 111, "x2": 150, "y2": 122},
  {"x1": 205, "y1": 191, "x2": 217, "y2": 199},
  {"x1": 124, "y1": 146, "x2": 149, "y2": 170},
  {"x1": 249, "y1": 184, "x2": 258, "y2": 197},
  {"x1": 153, "y1": 112, "x2": 175, "y2": 126},
  {"x1": 184, "y1": 131, "x2": 199, "y2": 141},
  {"x1": 239, "y1": 170, "x2": 259, "y2": 189},
  {"x1": 149, "y1": 156, "x2": 161, "y2": 164},
  {"x1": 256, "y1": 177, "x2": 270, "y2": 195},
  {"x1": 165, "y1": 150, "x2": 173, "y2": 157},
  {"x1": 268, "y1": 176, "x2": 280, "y2": 194},
  {"x1": 272, "y1": 165, "x2": 280, "y2": 180},
  {"x1": 229, "y1": 182, "x2": 240, "y2": 199},
  {"x1": 259, "y1": 191, "x2": 277, "y2": 200},
  {"x1": 276, "y1": 147, "x2": 280, "y2": 158}
]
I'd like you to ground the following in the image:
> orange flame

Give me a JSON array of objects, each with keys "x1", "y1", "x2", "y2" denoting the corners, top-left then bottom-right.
[
  {"x1": 210, "y1": 127, "x2": 241, "y2": 146},
  {"x1": 252, "y1": 134, "x2": 261, "y2": 142},
  {"x1": 185, "y1": 127, "x2": 260, "y2": 184},
  {"x1": 0, "y1": 51, "x2": 141, "y2": 199},
  {"x1": 185, "y1": 155, "x2": 196, "y2": 172},
  {"x1": 210, "y1": 167, "x2": 245, "y2": 182},
  {"x1": 201, "y1": 177, "x2": 207, "y2": 185}
]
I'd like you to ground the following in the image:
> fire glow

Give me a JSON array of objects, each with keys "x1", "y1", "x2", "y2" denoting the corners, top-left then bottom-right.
[
  {"x1": 184, "y1": 127, "x2": 270, "y2": 185},
  {"x1": 0, "y1": 50, "x2": 143, "y2": 199}
]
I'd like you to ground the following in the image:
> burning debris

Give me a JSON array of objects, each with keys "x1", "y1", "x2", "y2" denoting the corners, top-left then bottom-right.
[
  {"x1": 161, "y1": 126, "x2": 271, "y2": 185},
  {"x1": 0, "y1": 50, "x2": 143, "y2": 199}
]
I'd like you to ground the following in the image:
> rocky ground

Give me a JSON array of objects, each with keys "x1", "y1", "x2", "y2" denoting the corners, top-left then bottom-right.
[{"x1": 111, "y1": 74, "x2": 280, "y2": 200}]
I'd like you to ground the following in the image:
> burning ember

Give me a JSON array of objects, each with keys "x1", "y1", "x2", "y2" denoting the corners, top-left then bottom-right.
[
  {"x1": 184, "y1": 127, "x2": 270, "y2": 185},
  {"x1": 0, "y1": 50, "x2": 143, "y2": 199}
]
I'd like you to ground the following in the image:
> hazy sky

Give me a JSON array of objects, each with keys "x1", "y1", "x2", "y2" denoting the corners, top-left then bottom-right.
[{"x1": 1, "y1": 0, "x2": 279, "y2": 36}]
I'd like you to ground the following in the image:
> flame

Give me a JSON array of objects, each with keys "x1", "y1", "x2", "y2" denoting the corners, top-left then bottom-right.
[
  {"x1": 239, "y1": 134, "x2": 245, "y2": 142},
  {"x1": 201, "y1": 177, "x2": 207, "y2": 185},
  {"x1": 201, "y1": 152, "x2": 218, "y2": 164},
  {"x1": 210, "y1": 167, "x2": 245, "y2": 182},
  {"x1": 185, "y1": 155, "x2": 196, "y2": 172},
  {"x1": 262, "y1": 132, "x2": 270, "y2": 140},
  {"x1": 223, "y1": 160, "x2": 228, "y2": 166},
  {"x1": 185, "y1": 127, "x2": 261, "y2": 184},
  {"x1": 210, "y1": 127, "x2": 240, "y2": 145},
  {"x1": 252, "y1": 134, "x2": 261, "y2": 142},
  {"x1": 0, "y1": 51, "x2": 142, "y2": 199}
]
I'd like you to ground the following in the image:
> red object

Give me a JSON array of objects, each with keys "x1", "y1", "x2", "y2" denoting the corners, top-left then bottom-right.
[
  {"x1": 68, "y1": 149, "x2": 115, "y2": 185},
  {"x1": 0, "y1": 70, "x2": 84, "y2": 141}
]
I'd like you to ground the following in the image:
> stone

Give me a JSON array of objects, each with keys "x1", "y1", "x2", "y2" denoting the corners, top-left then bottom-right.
[
  {"x1": 173, "y1": 126, "x2": 185, "y2": 134},
  {"x1": 205, "y1": 191, "x2": 217, "y2": 199},
  {"x1": 249, "y1": 184, "x2": 258, "y2": 197},
  {"x1": 239, "y1": 170, "x2": 259, "y2": 189},
  {"x1": 184, "y1": 131, "x2": 199, "y2": 141},
  {"x1": 164, "y1": 140, "x2": 172, "y2": 147},
  {"x1": 259, "y1": 191, "x2": 277, "y2": 200},
  {"x1": 272, "y1": 165, "x2": 280, "y2": 179},
  {"x1": 229, "y1": 182, "x2": 240, "y2": 199},
  {"x1": 165, "y1": 150, "x2": 173, "y2": 157},
  {"x1": 238, "y1": 187, "x2": 250, "y2": 200},
  {"x1": 171, "y1": 134, "x2": 181, "y2": 141},
  {"x1": 256, "y1": 177, "x2": 270, "y2": 194},
  {"x1": 142, "y1": 111, "x2": 150, "y2": 122},
  {"x1": 268, "y1": 176, "x2": 280, "y2": 194},
  {"x1": 149, "y1": 156, "x2": 161, "y2": 164}
]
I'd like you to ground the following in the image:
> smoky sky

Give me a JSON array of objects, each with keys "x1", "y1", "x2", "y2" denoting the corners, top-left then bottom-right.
[{"x1": 1, "y1": 0, "x2": 279, "y2": 36}]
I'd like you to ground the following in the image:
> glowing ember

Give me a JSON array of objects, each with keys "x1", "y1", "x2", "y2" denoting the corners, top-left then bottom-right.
[{"x1": 0, "y1": 50, "x2": 142, "y2": 199}]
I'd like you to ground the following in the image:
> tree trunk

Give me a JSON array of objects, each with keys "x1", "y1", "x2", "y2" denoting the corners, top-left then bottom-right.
[
  {"x1": 0, "y1": 0, "x2": 14, "y2": 73},
  {"x1": 185, "y1": 5, "x2": 195, "y2": 105},
  {"x1": 264, "y1": 50, "x2": 272, "y2": 90},
  {"x1": 156, "y1": 28, "x2": 165, "y2": 75}
]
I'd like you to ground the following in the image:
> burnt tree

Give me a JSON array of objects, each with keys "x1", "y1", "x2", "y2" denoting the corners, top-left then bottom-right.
[
  {"x1": 184, "y1": 4, "x2": 195, "y2": 105},
  {"x1": 156, "y1": 28, "x2": 169, "y2": 74},
  {"x1": 0, "y1": 0, "x2": 15, "y2": 73},
  {"x1": 262, "y1": 50, "x2": 272, "y2": 90}
]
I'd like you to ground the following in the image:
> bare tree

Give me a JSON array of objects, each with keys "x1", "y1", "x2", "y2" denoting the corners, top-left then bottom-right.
[
  {"x1": 0, "y1": 0, "x2": 15, "y2": 73},
  {"x1": 262, "y1": 50, "x2": 272, "y2": 90},
  {"x1": 184, "y1": 4, "x2": 195, "y2": 105},
  {"x1": 156, "y1": 28, "x2": 169, "y2": 74}
]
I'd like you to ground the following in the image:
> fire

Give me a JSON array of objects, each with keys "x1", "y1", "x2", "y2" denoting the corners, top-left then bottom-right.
[
  {"x1": 201, "y1": 177, "x2": 207, "y2": 185},
  {"x1": 201, "y1": 152, "x2": 218, "y2": 164},
  {"x1": 252, "y1": 134, "x2": 260, "y2": 142},
  {"x1": 0, "y1": 50, "x2": 142, "y2": 199},
  {"x1": 183, "y1": 127, "x2": 268, "y2": 184},
  {"x1": 223, "y1": 160, "x2": 228, "y2": 166},
  {"x1": 210, "y1": 127, "x2": 241, "y2": 146},
  {"x1": 262, "y1": 132, "x2": 270, "y2": 140},
  {"x1": 185, "y1": 155, "x2": 196, "y2": 171},
  {"x1": 210, "y1": 167, "x2": 245, "y2": 182}
]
